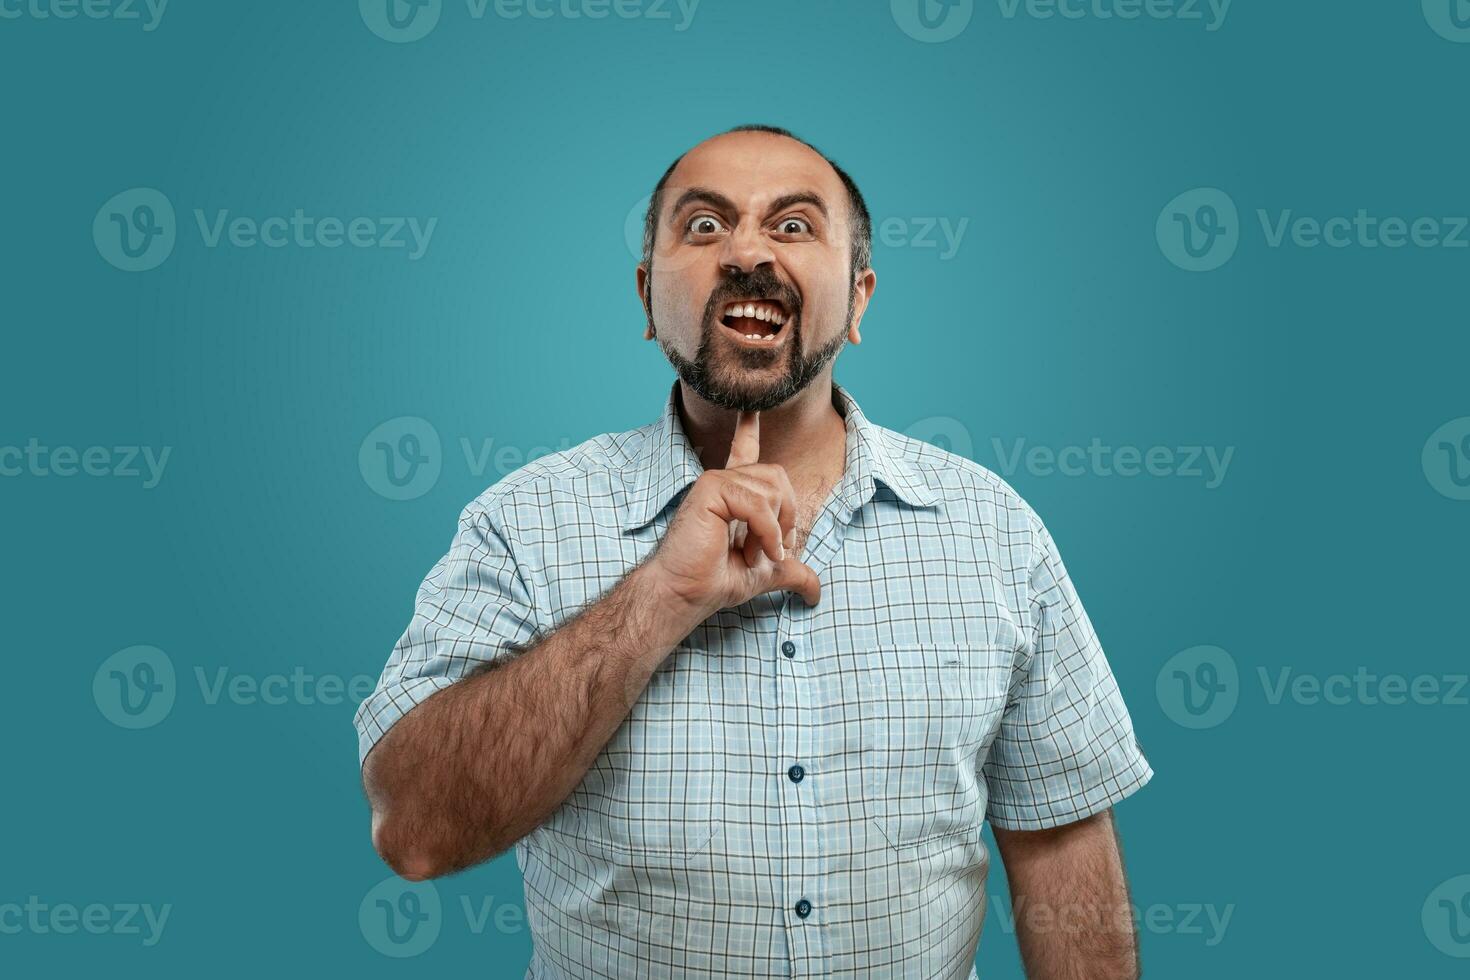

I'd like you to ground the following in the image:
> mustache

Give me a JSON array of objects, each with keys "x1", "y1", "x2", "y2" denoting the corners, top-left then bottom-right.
[{"x1": 702, "y1": 268, "x2": 801, "y2": 322}]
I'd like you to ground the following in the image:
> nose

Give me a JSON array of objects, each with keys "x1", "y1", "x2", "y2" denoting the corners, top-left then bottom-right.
[{"x1": 719, "y1": 219, "x2": 775, "y2": 276}]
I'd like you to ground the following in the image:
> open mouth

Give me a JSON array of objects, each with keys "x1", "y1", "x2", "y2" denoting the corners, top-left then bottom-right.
[{"x1": 717, "y1": 298, "x2": 791, "y2": 345}]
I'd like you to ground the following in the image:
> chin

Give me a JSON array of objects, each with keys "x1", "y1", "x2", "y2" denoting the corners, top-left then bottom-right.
[{"x1": 702, "y1": 373, "x2": 804, "y2": 413}]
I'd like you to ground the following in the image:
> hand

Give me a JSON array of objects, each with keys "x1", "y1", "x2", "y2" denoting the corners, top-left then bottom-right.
[{"x1": 645, "y1": 410, "x2": 822, "y2": 623}]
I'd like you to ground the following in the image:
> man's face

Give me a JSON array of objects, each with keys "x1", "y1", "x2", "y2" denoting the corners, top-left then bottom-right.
[{"x1": 636, "y1": 132, "x2": 874, "y2": 412}]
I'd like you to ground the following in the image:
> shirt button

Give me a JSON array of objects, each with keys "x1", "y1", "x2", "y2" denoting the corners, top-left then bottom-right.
[
  {"x1": 781, "y1": 640, "x2": 797, "y2": 658},
  {"x1": 787, "y1": 764, "x2": 805, "y2": 783},
  {"x1": 795, "y1": 899, "x2": 812, "y2": 918}
]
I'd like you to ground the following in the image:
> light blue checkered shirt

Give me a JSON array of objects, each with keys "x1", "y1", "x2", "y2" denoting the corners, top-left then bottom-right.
[{"x1": 355, "y1": 381, "x2": 1153, "y2": 979}]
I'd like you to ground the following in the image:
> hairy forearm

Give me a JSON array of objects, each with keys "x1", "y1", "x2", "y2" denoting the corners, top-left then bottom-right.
[
  {"x1": 364, "y1": 562, "x2": 694, "y2": 880},
  {"x1": 994, "y1": 810, "x2": 1140, "y2": 980}
]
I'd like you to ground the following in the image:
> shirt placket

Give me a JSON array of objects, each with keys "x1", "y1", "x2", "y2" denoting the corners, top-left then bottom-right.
[{"x1": 774, "y1": 489, "x2": 860, "y2": 979}]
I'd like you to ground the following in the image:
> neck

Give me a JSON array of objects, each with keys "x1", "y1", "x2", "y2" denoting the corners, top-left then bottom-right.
[{"x1": 678, "y1": 373, "x2": 846, "y2": 474}]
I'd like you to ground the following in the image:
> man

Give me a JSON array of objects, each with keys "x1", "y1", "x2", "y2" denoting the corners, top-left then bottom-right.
[{"x1": 355, "y1": 124, "x2": 1154, "y2": 979}]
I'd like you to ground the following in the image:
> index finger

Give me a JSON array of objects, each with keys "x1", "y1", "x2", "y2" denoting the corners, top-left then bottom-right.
[{"x1": 725, "y1": 410, "x2": 760, "y2": 469}]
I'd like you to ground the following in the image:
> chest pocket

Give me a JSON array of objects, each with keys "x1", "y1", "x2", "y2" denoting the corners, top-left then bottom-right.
[
  {"x1": 860, "y1": 646, "x2": 1008, "y2": 850},
  {"x1": 555, "y1": 646, "x2": 720, "y2": 861}
]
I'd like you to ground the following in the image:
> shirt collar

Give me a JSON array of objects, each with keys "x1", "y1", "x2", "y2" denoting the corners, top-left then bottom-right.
[{"x1": 621, "y1": 381, "x2": 939, "y2": 532}]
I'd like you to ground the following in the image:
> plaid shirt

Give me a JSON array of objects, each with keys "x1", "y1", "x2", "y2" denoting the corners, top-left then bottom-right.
[{"x1": 355, "y1": 381, "x2": 1153, "y2": 979}]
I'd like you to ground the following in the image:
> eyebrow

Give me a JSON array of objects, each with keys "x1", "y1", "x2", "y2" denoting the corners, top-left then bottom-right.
[
  {"x1": 667, "y1": 187, "x2": 830, "y2": 226},
  {"x1": 766, "y1": 192, "x2": 829, "y2": 220}
]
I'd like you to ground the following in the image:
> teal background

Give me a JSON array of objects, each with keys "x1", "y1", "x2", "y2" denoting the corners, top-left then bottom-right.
[{"x1": 3, "y1": 0, "x2": 1468, "y2": 975}]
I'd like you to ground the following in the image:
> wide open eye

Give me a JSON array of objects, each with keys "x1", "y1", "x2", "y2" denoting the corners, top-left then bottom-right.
[
  {"x1": 775, "y1": 217, "x2": 812, "y2": 236},
  {"x1": 687, "y1": 214, "x2": 726, "y2": 236}
]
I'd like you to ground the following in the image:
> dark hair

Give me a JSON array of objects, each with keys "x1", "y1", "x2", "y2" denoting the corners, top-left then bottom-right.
[{"x1": 641, "y1": 124, "x2": 873, "y2": 278}]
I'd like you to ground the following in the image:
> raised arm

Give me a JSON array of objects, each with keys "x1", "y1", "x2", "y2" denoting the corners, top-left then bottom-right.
[
  {"x1": 364, "y1": 410, "x2": 819, "y2": 880},
  {"x1": 992, "y1": 809, "x2": 1140, "y2": 980}
]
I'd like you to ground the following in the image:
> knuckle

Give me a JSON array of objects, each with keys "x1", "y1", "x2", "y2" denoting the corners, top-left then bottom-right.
[{"x1": 721, "y1": 478, "x2": 753, "y2": 502}]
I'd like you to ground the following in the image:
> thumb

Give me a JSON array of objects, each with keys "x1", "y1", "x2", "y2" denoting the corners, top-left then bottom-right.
[{"x1": 765, "y1": 557, "x2": 821, "y2": 606}]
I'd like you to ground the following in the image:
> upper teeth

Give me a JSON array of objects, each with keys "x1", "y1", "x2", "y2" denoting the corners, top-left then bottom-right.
[{"x1": 724, "y1": 301, "x2": 786, "y2": 325}]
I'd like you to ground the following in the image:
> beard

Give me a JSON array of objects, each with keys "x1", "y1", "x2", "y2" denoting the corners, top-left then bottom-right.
[{"x1": 654, "y1": 266, "x2": 854, "y2": 413}]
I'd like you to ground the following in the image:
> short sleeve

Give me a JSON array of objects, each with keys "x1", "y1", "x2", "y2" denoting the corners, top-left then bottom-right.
[
  {"x1": 353, "y1": 499, "x2": 541, "y2": 766},
  {"x1": 981, "y1": 517, "x2": 1153, "y2": 830}
]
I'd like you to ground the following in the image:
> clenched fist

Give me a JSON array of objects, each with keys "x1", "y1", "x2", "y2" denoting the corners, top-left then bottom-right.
[{"x1": 645, "y1": 410, "x2": 822, "y2": 623}]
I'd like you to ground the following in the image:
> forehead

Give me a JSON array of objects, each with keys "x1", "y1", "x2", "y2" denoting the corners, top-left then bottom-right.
[{"x1": 664, "y1": 132, "x2": 845, "y2": 213}]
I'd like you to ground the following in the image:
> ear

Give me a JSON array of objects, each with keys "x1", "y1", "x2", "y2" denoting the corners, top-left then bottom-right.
[
  {"x1": 635, "y1": 263, "x2": 655, "y2": 339},
  {"x1": 846, "y1": 268, "x2": 877, "y2": 344}
]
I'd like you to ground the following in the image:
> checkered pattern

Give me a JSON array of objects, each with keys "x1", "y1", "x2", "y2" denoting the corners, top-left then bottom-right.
[{"x1": 355, "y1": 381, "x2": 1153, "y2": 979}]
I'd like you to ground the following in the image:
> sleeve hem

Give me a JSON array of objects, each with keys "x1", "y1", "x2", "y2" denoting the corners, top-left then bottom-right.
[
  {"x1": 354, "y1": 675, "x2": 459, "y2": 768},
  {"x1": 985, "y1": 752, "x2": 1154, "y2": 832}
]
